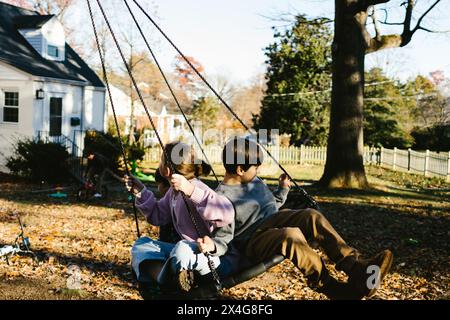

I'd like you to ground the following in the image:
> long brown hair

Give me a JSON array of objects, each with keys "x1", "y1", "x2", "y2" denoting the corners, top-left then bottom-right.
[{"x1": 163, "y1": 142, "x2": 211, "y2": 180}]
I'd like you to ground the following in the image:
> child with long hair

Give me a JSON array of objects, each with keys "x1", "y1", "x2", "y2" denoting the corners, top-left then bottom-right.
[{"x1": 125, "y1": 142, "x2": 234, "y2": 292}]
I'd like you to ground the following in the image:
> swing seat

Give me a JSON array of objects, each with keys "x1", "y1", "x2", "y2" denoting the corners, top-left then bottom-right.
[
  {"x1": 221, "y1": 254, "x2": 284, "y2": 289},
  {"x1": 136, "y1": 254, "x2": 285, "y2": 300}
]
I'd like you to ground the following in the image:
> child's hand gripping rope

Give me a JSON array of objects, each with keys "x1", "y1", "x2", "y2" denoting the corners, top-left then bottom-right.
[
  {"x1": 169, "y1": 174, "x2": 195, "y2": 197},
  {"x1": 124, "y1": 174, "x2": 145, "y2": 195}
]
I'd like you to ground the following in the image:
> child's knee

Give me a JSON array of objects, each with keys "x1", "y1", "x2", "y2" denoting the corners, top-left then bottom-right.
[
  {"x1": 282, "y1": 227, "x2": 307, "y2": 243},
  {"x1": 134, "y1": 236, "x2": 152, "y2": 245},
  {"x1": 305, "y1": 208, "x2": 324, "y2": 222},
  {"x1": 171, "y1": 241, "x2": 197, "y2": 263},
  {"x1": 131, "y1": 237, "x2": 152, "y2": 253}
]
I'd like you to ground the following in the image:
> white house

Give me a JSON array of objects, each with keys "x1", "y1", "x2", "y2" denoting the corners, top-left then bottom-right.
[
  {"x1": 437, "y1": 80, "x2": 450, "y2": 125},
  {"x1": 105, "y1": 85, "x2": 190, "y2": 146},
  {"x1": 0, "y1": 3, "x2": 105, "y2": 171}
]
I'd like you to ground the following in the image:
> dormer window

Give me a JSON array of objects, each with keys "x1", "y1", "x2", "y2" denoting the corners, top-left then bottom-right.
[
  {"x1": 16, "y1": 15, "x2": 66, "y2": 62},
  {"x1": 48, "y1": 45, "x2": 59, "y2": 58}
]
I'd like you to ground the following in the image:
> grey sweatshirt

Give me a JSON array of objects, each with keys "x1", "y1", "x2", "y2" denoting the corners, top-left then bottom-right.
[{"x1": 215, "y1": 177, "x2": 290, "y2": 250}]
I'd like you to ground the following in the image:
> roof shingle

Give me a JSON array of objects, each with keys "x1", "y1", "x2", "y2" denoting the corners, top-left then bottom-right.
[{"x1": 0, "y1": 2, "x2": 104, "y2": 87}]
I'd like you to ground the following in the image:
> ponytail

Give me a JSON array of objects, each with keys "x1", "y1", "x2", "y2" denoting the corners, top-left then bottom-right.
[{"x1": 194, "y1": 160, "x2": 212, "y2": 177}]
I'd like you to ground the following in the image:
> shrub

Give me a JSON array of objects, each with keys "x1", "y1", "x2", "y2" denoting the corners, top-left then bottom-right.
[
  {"x1": 83, "y1": 131, "x2": 122, "y2": 171},
  {"x1": 6, "y1": 139, "x2": 70, "y2": 183},
  {"x1": 126, "y1": 144, "x2": 145, "y2": 162}
]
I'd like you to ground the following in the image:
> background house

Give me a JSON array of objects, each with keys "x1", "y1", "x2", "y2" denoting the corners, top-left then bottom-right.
[
  {"x1": 0, "y1": 2, "x2": 105, "y2": 171},
  {"x1": 105, "y1": 86, "x2": 190, "y2": 147}
]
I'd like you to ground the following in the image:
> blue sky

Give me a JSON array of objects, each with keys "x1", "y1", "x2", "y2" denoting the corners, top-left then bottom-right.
[
  {"x1": 150, "y1": 0, "x2": 333, "y2": 83},
  {"x1": 77, "y1": 0, "x2": 450, "y2": 85}
]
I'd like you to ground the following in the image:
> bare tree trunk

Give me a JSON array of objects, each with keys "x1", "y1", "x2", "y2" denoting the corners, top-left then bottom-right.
[
  {"x1": 129, "y1": 78, "x2": 135, "y2": 144},
  {"x1": 128, "y1": 46, "x2": 135, "y2": 145},
  {"x1": 319, "y1": 2, "x2": 369, "y2": 188},
  {"x1": 318, "y1": 0, "x2": 442, "y2": 188}
]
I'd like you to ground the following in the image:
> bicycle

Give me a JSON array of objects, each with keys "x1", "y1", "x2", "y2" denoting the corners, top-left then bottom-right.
[
  {"x1": 76, "y1": 173, "x2": 108, "y2": 201},
  {"x1": 0, "y1": 215, "x2": 37, "y2": 264}
]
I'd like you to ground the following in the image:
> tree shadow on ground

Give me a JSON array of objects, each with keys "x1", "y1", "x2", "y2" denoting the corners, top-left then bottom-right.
[
  {"x1": 294, "y1": 182, "x2": 449, "y2": 205},
  {"x1": 2, "y1": 172, "x2": 448, "y2": 291},
  {"x1": 0, "y1": 241, "x2": 136, "y2": 289},
  {"x1": 283, "y1": 195, "x2": 449, "y2": 283},
  {"x1": 0, "y1": 179, "x2": 156, "y2": 212},
  {"x1": 0, "y1": 277, "x2": 96, "y2": 300}
]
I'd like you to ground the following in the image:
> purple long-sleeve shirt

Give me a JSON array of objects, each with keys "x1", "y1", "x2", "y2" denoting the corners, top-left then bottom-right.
[{"x1": 135, "y1": 178, "x2": 235, "y2": 255}]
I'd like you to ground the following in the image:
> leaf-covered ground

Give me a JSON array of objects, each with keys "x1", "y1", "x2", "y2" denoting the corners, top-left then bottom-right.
[{"x1": 0, "y1": 166, "x2": 448, "y2": 300}]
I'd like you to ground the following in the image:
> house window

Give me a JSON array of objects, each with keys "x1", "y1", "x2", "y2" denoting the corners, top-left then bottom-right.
[
  {"x1": 49, "y1": 97, "x2": 63, "y2": 136},
  {"x1": 174, "y1": 119, "x2": 182, "y2": 128},
  {"x1": 3, "y1": 91, "x2": 19, "y2": 123},
  {"x1": 48, "y1": 45, "x2": 59, "y2": 58}
]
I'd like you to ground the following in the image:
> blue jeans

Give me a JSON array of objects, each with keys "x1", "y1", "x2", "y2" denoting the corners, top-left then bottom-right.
[{"x1": 131, "y1": 237, "x2": 231, "y2": 285}]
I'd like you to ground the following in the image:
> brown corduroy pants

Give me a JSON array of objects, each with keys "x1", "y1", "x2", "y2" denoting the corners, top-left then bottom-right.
[{"x1": 246, "y1": 209, "x2": 360, "y2": 287}]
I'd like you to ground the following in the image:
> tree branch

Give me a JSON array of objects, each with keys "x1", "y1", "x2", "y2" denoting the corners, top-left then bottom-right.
[
  {"x1": 367, "y1": 0, "x2": 441, "y2": 53},
  {"x1": 412, "y1": 0, "x2": 442, "y2": 33},
  {"x1": 378, "y1": 20, "x2": 404, "y2": 26},
  {"x1": 259, "y1": 13, "x2": 333, "y2": 26},
  {"x1": 380, "y1": 7, "x2": 388, "y2": 23},
  {"x1": 417, "y1": 26, "x2": 434, "y2": 33},
  {"x1": 402, "y1": 0, "x2": 414, "y2": 40},
  {"x1": 417, "y1": 26, "x2": 450, "y2": 33},
  {"x1": 366, "y1": 34, "x2": 403, "y2": 53},
  {"x1": 363, "y1": 0, "x2": 390, "y2": 8},
  {"x1": 370, "y1": 6, "x2": 382, "y2": 41},
  {"x1": 355, "y1": 10, "x2": 372, "y2": 50}
]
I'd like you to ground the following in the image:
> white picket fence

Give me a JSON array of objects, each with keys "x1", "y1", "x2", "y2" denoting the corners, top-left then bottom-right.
[
  {"x1": 144, "y1": 145, "x2": 450, "y2": 181},
  {"x1": 144, "y1": 145, "x2": 331, "y2": 165},
  {"x1": 379, "y1": 147, "x2": 450, "y2": 180}
]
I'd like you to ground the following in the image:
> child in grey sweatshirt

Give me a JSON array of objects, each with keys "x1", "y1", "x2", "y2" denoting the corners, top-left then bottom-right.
[{"x1": 214, "y1": 137, "x2": 394, "y2": 300}]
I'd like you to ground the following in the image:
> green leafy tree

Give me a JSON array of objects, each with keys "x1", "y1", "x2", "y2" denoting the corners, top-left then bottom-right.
[
  {"x1": 411, "y1": 125, "x2": 450, "y2": 151},
  {"x1": 403, "y1": 73, "x2": 449, "y2": 151},
  {"x1": 191, "y1": 96, "x2": 220, "y2": 134},
  {"x1": 253, "y1": 15, "x2": 332, "y2": 146},
  {"x1": 363, "y1": 68, "x2": 413, "y2": 148},
  {"x1": 405, "y1": 75, "x2": 448, "y2": 129}
]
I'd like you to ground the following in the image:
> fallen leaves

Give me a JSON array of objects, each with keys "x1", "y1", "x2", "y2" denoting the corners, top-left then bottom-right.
[{"x1": 0, "y1": 172, "x2": 449, "y2": 300}]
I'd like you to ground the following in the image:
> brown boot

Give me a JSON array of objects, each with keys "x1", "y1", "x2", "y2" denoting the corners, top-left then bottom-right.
[
  {"x1": 347, "y1": 249, "x2": 394, "y2": 298},
  {"x1": 177, "y1": 269, "x2": 196, "y2": 292},
  {"x1": 313, "y1": 262, "x2": 364, "y2": 300},
  {"x1": 317, "y1": 277, "x2": 365, "y2": 300}
]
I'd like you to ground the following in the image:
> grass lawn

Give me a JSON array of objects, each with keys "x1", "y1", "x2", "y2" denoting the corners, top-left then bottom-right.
[{"x1": 0, "y1": 165, "x2": 448, "y2": 300}]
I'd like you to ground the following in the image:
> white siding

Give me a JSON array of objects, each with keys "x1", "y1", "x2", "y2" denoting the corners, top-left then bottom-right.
[
  {"x1": 83, "y1": 87, "x2": 105, "y2": 132},
  {"x1": 41, "y1": 17, "x2": 66, "y2": 61},
  {"x1": 105, "y1": 85, "x2": 146, "y2": 117},
  {"x1": 18, "y1": 28, "x2": 43, "y2": 54},
  {"x1": 40, "y1": 82, "x2": 85, "y2": 139},
  {"x1": 18, "y1": 17, "x2": 66, "y2": 61},
  {"x1": 106, "y1": 85, "x2": 132, "y2": 117},
  {"x1": 0, "y1": 71, "x2": 34, "y2": 172}
]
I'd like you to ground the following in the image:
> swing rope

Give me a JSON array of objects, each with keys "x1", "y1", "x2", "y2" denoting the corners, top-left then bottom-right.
[
  {"x1": 122, "y1": 0, "x2": 219, "y2": 185},
  {"x1": 86, "y1": 0, "x2": 140, "y2": 238},
  {"x1": 90, "y1": 0, "x2": 222, "y2": 289},
  {"x1": 132, "y1": 0, "x2": 319, "y2": 210}
]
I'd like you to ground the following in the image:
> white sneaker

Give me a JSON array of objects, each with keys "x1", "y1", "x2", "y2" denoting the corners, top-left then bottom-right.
[{"x1": 93, "y1": 193, "x2": 102, "y2": 198}]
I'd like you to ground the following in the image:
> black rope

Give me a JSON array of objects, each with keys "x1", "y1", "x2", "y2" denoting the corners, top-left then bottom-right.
[
  {"x1": 93, "y1": 0, "x2": 222, "y2": 289},
  {"x1": 122, "y1": 0, "x2": 219, "y2": 185},
  {"x1": 86, "y1": 0, "x2": 140, "y2": 238},
  {"x1": 132, "y1": 0, "x2": 318, "y2": 210}
]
